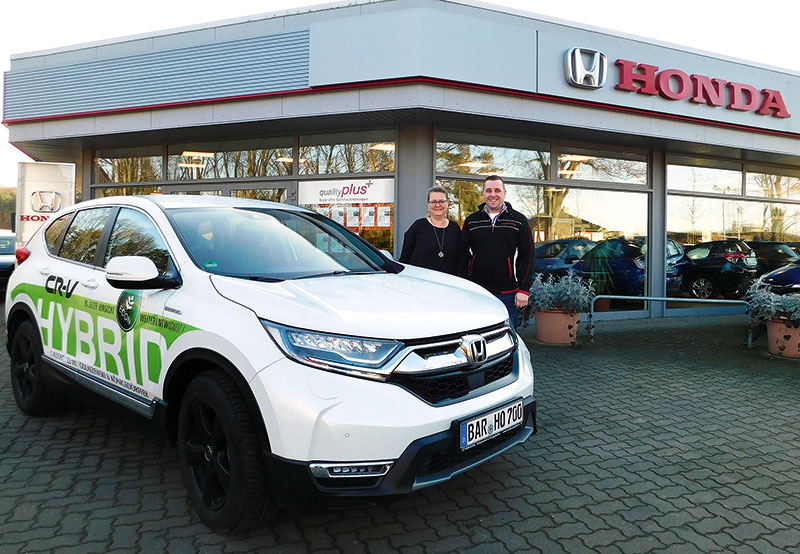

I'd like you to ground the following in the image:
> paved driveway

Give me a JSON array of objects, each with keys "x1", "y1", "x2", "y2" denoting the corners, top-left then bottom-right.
[{"x1": 2, "y1": 312, "x2": 800, "y2": 553}]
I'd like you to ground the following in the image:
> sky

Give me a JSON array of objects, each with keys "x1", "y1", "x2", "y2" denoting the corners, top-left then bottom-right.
[{"x1": 2, "y1": 0, "x2": 800, "y2": 189}]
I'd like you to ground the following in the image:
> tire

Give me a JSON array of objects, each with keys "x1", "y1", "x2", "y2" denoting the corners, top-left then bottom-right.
[
  {"x1": 178, "y1": 370, "x2": 272, "y2": 532},
  {"x1": 9, "y1": 320, "x2": 59, "y2": 416},
  {"x1": 689, "y1": 276, "x2": 718, "y2": 299}
]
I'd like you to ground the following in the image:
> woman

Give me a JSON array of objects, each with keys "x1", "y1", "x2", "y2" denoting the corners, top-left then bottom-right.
[{"x1": 399, "y1": 186, "x2": 461, "y2": 275}]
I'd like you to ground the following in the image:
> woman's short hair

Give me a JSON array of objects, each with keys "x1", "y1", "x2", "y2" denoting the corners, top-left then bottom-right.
[{"x1": 427, "y1": 185, "x2": 449, "y2": 202}]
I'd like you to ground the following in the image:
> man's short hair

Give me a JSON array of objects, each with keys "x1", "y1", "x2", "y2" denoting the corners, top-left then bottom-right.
[{"x1": 483, "y1": 175, "x2": 505, "y2": 189}]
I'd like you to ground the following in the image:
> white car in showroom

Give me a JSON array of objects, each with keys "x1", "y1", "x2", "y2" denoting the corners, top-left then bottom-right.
[{"x1": 5, "y1": 195, "x2": 536, "y2": 531}]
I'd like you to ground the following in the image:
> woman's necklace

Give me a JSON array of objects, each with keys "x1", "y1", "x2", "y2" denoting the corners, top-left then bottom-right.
[{"x1": 432, "y1": 222, "x2": 446, "y2": 258}]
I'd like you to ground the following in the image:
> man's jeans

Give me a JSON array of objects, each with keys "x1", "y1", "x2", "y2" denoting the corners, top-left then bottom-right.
[{"x1": 496, "y1": 292, "x2": 519, "y2": 330}]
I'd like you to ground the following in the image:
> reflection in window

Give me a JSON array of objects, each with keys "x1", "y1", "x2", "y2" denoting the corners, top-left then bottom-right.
[
  {"x1": 44, "y1": 214, "x2": 72, "y2": 254},
  {"x1": 59, "y1": 208, "x2": 113, "y2": 265},
  {"x1": 557, "y1": 150, "x2": 647, "y2": 184},
  {"x1": 92, "y1": 186, "x2": 162, "y2": 198},
  {"x1": 170, "y1": 191, "x2": 222, "y2": 196},
  {"x1": 95, "y1": 147, "x2": 163, "y2": 184},
  {"x1": 231, "y1": 189, "x2": 288, "y2": 203},
  {"x1": 167, "y1": 138, "x2": 293, "y2": 180},
  {"x1": 667, "y1": 163, "x2": 742, "y2": 194},
  {"x1": 668, "y1": 196, "x2": 800, "y2": 244},
  {"x1": 299, "y1": 131, "x2": 395, "y2": 175},
  {"x1": 436, "y1": 141, "x2": 549, "y2": 180},
  {"x1": 746, "y1": 171, "x2": 800, "y2": 200},
  {"x1": 104, "y1": 208, "x2": 170, "y2": 274}
]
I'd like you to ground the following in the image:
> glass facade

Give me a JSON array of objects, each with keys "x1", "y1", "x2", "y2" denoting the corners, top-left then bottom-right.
[
  {"x1": 436, "y1": 134, "x2": 549, "y2": 180},
  {"x1": 557, "y1": 149, "x2": 647, "y2": 185},
  {"x1": 95, "y1": 146, "x2": 163, "y2": 184},
  {"x1": 299, "y1": 131, "x2": 395, "y2": 175},
  {"x1": 167, "y1": 138, "x2": 293, "y2": 180}
]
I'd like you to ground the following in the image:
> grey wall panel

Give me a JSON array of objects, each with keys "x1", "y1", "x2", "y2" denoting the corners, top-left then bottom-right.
[{"x1": 3, "y1": 29, "x2": 310, "y2": 121}]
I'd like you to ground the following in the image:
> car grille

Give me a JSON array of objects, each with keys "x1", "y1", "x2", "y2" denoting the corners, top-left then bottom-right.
[{"x1": 389, "y1": 353, "x2": 514, "y2": 405}]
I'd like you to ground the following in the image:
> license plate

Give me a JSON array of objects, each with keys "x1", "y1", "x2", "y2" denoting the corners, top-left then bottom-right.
[{"x1": 459, "y1": 399, "x2": 524, "y2": 450}]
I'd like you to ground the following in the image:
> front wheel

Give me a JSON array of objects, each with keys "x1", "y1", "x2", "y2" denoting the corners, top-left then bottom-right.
[
  {"x1": 9, "y1": 320, "x2": 59, "y2": 415},
  {"x1": 178, "y1": 370, "x2": 272, "y2": 532},
  {"x1": 689, "y1": 276, "x2": 718, "y2": 299}
]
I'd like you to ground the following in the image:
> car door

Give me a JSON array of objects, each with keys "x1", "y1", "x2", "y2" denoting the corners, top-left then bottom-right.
[{"x1": 37, "y1": 205, "x2": 176, "y2": 410}]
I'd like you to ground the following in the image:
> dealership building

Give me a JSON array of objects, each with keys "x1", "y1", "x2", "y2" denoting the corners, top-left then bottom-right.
[{"x1": 4, "y1": 0, "x2": 800, "y2": 319}]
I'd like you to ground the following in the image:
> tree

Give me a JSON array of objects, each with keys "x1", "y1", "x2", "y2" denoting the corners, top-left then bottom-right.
[{"x1": 0, "y1": 187, "x2": 17, "y2": 230}]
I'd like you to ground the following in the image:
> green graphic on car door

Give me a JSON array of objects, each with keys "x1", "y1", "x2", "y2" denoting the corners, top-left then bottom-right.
[{"x1": 11, "y1": 283, "x2": 196, "y2": 389}]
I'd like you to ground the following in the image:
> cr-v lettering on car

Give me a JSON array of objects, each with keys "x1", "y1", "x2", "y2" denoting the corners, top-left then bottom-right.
[{"x1": 5, "y1": 196, "x2": 536, "y2": 532}]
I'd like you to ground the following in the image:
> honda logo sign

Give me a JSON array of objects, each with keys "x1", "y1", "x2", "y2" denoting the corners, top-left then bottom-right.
[
  {"x1": 460, "y1": 335, "x2": 488, "y2": 365},
  {"x1": 30, "y1": 191, "x2": 63, "y2": 213},
  {"x1": 565, "y1": 47, "x2": 607, "y2": 89}
]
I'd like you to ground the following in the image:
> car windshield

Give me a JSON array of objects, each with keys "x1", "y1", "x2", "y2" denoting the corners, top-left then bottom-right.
[
  {"x1": 766, "y1": 244, "x2": 798, "y2": 261},
  {"x1": 168, "y1": 207, "x2": 387, "y2": 280},
  {"x1": 0, "y1": 237, "x2": 14, "y2": 255}
]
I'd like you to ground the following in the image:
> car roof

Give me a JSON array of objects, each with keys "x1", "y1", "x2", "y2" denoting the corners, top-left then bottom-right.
[{"x1": 58, "y1": 194, "x2": 309, "y2": 213}]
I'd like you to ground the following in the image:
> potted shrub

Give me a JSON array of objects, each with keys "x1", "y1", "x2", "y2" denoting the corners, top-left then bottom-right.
[
  {"x1": 747, "y1": 279, "x2": 800, "y2": 357},
  {"x1": 522, "y1": 271, "x2": 595, "y2": 344}
]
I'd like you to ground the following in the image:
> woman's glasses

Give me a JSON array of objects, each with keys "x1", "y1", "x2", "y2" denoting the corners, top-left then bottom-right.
[{"x1": 428, "y1": 200, "x2": 448, "y2": 205}]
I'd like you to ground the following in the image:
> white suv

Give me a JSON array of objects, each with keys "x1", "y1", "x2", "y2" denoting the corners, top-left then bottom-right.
[{"x1": 5, "y1": 195, "x2": 536, "y2": 531}]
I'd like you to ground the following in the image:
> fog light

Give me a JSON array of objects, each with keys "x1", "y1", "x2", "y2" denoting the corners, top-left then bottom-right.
[{"x1": 309, "y1": 461, "x2": 394, "y2": 478}]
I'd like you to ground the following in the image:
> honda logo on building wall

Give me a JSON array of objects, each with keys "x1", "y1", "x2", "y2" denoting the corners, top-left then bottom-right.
[
  {"x1": 565, "y1": 47, "x2": 608, "y2": 89},
  {"x1": 460, "y1": 335, "x2": 488, "y2": 365},
  {"x1": 30, "y1": 191, "x2": 63, "y2": 213}
]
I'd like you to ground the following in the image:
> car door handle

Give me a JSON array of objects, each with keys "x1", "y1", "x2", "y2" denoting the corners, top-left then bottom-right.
[
  {"x1": 37, "y1": 266, "x2": 50, "y2": 275},
  {"x1": 82, "y1": 279, "x2": 99, "y2": 290}
]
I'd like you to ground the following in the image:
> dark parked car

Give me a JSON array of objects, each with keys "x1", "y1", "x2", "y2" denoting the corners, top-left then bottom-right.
[
  {"x1": 679, "y1": 239, "x2": 757, "y2": 299},
  {"x1": 760, "y1": 261, "x2": 800, "y2": 294},
  {"x1": 572, "y1": 237, "x2": 684, "y2": 296},
  {"x1": 748, "y1": 240, "x2": 800, "y2": 275},
  {"x1": 534, "y1": 238, "x2": 596, "y2": 278},
  {"x1": 0, "y1": 231, "x2": 16, "y2": 293}
]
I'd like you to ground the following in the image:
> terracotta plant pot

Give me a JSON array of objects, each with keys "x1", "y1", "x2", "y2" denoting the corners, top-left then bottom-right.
[
  {"x1": 534, "y1": 309, "x2": 580, "y2": 344},
  {"x1": 766, "y1": 319, "x2": 800, "y2": 358}
]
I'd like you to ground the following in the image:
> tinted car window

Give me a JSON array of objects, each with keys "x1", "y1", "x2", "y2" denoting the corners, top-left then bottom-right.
[
  {"x1": 44, "y1": 214, "x2": 72, "y2": 254},
  {"x1": 104, "y1": 208, "x2": 170, "y2": 274},
  {"x1": 59, "y1": 208, "x2": 112, "y2": 265}
]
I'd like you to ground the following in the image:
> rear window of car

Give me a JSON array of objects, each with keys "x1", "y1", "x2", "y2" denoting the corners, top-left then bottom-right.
[
  {"x1": 59, "y1": 208, "x2": 113, "y2": 265},
  {"x1": 686, "y1": 246, "x2": 711, "y2": 260},
  {"x1": 44, "y1": 214, "x2": 72, "y2": 254}
]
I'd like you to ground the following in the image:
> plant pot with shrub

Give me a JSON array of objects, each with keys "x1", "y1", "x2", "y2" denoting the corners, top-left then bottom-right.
[
  {"x1": 748, "y1": 279, "x2": 800, "y2": 358},
  {"x1": 521, "y1": 271, "x2": 595, "y2": 344}
]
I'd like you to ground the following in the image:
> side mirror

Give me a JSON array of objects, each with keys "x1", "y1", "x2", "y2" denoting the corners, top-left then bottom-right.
[
  {"x1": 565, "y1": 256, "x2": 579, "y2": 263},
  {"x1": 106, "y1": 256, "x2": 181, "y2": 290}
]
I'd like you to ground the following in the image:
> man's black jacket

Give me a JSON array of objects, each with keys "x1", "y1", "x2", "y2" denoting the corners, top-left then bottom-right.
[{"x1": 457, "y1": 202, "x2": 534, "y2": 296}]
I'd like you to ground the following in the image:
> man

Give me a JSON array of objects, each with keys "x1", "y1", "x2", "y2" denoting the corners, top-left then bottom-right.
[{"x1": 458, "y1": 175, "x2": 534, "y2": 329}]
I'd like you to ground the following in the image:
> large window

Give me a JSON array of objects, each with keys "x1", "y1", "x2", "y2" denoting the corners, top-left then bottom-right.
[
  {"x1": 436, "y1": 133, "x2": 549, "y2": 180},
  {"x1": 667, "y1": 157, "x2": 742, "y2": 195},
  {"x1": 557, "y1": 149, "x2": 647, "y2": 185},
  {"x1": 167, "y1": 138, "x2": 293, "y2": 180},
  {"x1": 95, "y1": 147, "x2": 163, "y2": 184},
  {"x1": 299, "y1": 131, "x2": 395, "y2": 175}
]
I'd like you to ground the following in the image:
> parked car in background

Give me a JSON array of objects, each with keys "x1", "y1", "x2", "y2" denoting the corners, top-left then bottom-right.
[
  {"x1": 571, "y1": 237, "x2": 684, "y2": 296},
  {"x1": 748, "y1": 240, "x2": 800, "y2": 275},
  {"x1": 0, "y1": 230, "x2": 16, "y2": 294},
  {"x1": 759, "y1": 260, "x2": 800, "y2": 294},
  {"x1": 533, "y1": 238, "x2": 596, "y2": 279},
  {"x1": 679, "y1": 239, "x2": 757, "y2": 299}
]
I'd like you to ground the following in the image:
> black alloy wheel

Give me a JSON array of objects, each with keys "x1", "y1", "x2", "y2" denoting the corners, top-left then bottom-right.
[
  {"x1": 178, "y1": 370, "x2": 272, "y2": 532},
  {"x1": 9, "y1": 320, "x2": 59, "y2": 415}
]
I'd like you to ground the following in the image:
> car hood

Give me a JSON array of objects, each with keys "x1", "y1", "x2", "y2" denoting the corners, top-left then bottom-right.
[
  {"x1": 0, "y1": 254, "x2": 15, "y2": 268},
  {"x1": 762, "y1": 262, "x2": 800, "y2": 285},
  {"x1": 209, "y1": 266, "x2": 508, "y2": 339}
]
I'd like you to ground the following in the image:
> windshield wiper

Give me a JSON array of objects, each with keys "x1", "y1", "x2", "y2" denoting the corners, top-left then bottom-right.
[
  {"x1": 293, "y1": 270, "x2": 353, "y2": 280},
  {"x1": 246, "y1": 275, "x2": 285, "y2": 282}
]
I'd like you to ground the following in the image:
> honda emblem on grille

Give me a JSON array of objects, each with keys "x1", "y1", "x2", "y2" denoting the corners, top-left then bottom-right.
[
  {"x1": 565, "y1": 47, "x2": 607, "y2": 89},
  {"x1": 30, "y1": 191, "x2": 63, "y2": 213},
  {"x1": 460, "y1": 335, "x2": 488, "y2": 365}
]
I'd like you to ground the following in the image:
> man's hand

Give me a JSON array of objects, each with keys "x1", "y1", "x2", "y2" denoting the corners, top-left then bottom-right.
[{"x1": 515, "y1": 292, "x2": 529, "y2": 309}]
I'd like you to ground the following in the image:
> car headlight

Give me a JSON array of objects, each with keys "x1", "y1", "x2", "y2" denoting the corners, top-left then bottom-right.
[{"x1": 261, "y1": 320, "x2": 403, "y2": 380}]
